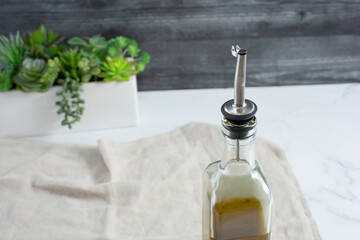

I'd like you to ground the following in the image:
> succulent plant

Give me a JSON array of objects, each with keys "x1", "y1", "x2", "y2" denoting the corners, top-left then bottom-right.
[
  {"x1": 58, "y1": 48, "x2": 82, "y2": 79},
  {"x1": 0, "y1": 32, "x2": 25, "y2": 71},
  {"x1": 23, "y1": 24, "x2": 66, "y2": 59},
  {"x1": 77, "y1": 56, "x2": 101, "y2": 82},
  {"x1": 69, "y1": 35, "x2": 149, "y2": 81},
  {"x1": 68, "y1": 36, "x2": 107, "y2": 64},
  {"x1": 41, "y1": 57, "x2": 61, "y2": 84},
  {"x1": 107, "y1": 36, "x2": 136, "y2": 57},
  {"x1": 98, "y1": 55, "x2": 139, "y2": 82},
  {"x1": 107, "y1": 36, "x2": 150, "y2": 72},
  {"x1": 0, "y1": 67, "x2": 13, "y2": 92},
  {"x1": 56, "y1": 74, "x2": 84, "y2": 129},
  {"x1": 13, "y1": 57, "x2": 60, "y2": 92},
  {"x1": 0, "y1": 24, "x2": 150, "y2": 130}
]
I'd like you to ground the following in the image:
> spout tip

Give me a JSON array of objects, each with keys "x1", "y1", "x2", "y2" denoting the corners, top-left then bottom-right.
[
  {"x1": 238, "y1": 49, "x2": 247, "y2": 55},
  {"x1": 231, "y1": 45, "x2": 247, "y2": 57}
]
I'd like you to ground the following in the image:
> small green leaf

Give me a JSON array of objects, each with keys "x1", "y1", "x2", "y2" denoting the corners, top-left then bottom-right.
[
  {"x1": 40, "y1": 24, "x2": 46, "y2": 38},
  {"x1": 141, "y1": 52, "x2": 150, "y2": 64},
  {"x1": 30, "y1": 26, "x2": 46, "y2": 45},
  {"x1": 68, "y1": 37, "x2": 89, "y2": 47},
  {"x1": 116, "y1": 36, "x2": 128, "y2": 49},
  {"x1": 128, "y1": 45, "x2": 140, "y2": 57},
  {"x1": 136, "y1": 62, "x2": 146, "y2": 72},
  {"x1": 127, "y1": 39, "x2": 138, "y2": 48},
  {"x1": 47, "y1": 30, "x2": 59, "y2": 45},
  {"x1": 107, "y1": 45, "x2": 118, "y2": 57},
  {"x1": 89, "y1": 36, "x2": 107, "y2": 49}
]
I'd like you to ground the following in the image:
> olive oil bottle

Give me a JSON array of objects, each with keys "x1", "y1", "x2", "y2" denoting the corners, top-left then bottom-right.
[{"x1": 202, "y1": 46, "x2": 273, "y2": 240}]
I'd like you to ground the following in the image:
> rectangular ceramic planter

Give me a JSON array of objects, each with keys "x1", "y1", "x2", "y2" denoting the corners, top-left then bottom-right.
[{"x1": 0, "y1": 76, "x2": 139, "y2": 137}]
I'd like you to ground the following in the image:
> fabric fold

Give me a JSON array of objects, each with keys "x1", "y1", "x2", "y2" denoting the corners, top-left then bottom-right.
[{"x1": 0, "y1": 122, "x2": 322, "y2": 240}]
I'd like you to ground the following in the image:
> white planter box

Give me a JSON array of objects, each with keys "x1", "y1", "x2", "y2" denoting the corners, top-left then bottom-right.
[{"x1": 0, "y1": 76, "x2": 139, "y2": 137}]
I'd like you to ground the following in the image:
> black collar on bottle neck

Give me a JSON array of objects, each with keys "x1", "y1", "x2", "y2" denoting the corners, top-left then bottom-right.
[{"x1": 221, "y1": 116, "x2": 257, "y2": 139}]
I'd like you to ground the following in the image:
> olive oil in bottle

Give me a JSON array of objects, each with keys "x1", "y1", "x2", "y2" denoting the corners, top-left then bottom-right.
[{"x1": 202, "y1": 46, "x2": 273, "y2": 240}]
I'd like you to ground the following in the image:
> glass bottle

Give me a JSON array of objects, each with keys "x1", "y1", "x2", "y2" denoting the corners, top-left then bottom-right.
[{"x1": 202, "y1": 46, "x2": 273, "y2": 240}]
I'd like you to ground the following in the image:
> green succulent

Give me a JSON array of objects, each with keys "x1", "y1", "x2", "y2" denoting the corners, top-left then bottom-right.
[
  {"x1": 77, "y1": 56, "x2": 101, "y2": 82},
  {"x1": 107, "y1": 36, "x2": 137, "y2": 57},
  {"x1": 0, "y1": 67, "x2": 13, "y2": 92},
  {"x1": 107, "y1": 36, "x2": 149, "y2": 73},
  {"x1": 127, "y1": 40, "x2": 140, "y2": 57},
  {"x1": 0, "y1": 32, "x2": 25, "y2": 71},
  {"x1": 68, "y1": 36, "x2": 107, "y2": 64},
  {"x1": 98, "y1": 55, "x2": 139, "y2": 82},
  {"x1": 23, "y1": 24, "x2": 66, "y2": 59},
  {"x1": 13, "y1": 57, "x2": 60, "y2": 92},
  {"x1": 0, "y1": 24, "x2": 150, "y2": 129},
  {"x1": 41, "y1": 58, "x2": 61, "y2": 84},
  {"x1": 56, "y1": 48, "x2": 89, "y2": 128},
  {"x1": 56, "y1": 74, "x2": 85, "y2": 129},
  {"x1": 58, "y1": 48, "x2": 82, "y2": 79}
]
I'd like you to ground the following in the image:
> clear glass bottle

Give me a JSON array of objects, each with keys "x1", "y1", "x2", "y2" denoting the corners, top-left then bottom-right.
[{"x1": 202, "y1": 46, "x2": 273, "y2": 240}]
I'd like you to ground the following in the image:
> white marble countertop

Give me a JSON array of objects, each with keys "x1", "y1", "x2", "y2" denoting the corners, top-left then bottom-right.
[{"x1": 30, "y1": 83, "x2": 360, "y2": 240}]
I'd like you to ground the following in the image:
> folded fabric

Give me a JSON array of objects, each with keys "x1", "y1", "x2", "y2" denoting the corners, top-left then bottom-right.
[{"x1": 0, "y1": 122, "x2": 321, "y2": 240}]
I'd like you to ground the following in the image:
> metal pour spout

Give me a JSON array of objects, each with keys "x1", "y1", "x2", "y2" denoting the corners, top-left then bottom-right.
[
  {"x1": 220, "y1": 45, "x2": 258, "y2": 138},
  {"x1": 220, "y1": 45, "x2": 256, "y2": 124},
  {"x1": 231, "y1": 45, "x2": 247, "y2": 109}
]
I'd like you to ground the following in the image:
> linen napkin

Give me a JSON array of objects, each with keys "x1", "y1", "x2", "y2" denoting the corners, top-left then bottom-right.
[{"x1": 0, "y1": 122, "x2": 321, "y2": 240}]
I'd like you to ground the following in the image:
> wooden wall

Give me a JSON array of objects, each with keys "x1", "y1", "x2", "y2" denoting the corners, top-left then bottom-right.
[{"x1": 1, "y1": 0, "x2": 359, "y2": 91}]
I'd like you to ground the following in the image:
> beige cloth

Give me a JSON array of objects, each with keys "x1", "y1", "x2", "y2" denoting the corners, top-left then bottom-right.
[{"x1": 0, "y1": 122, "x2": 321, "y2": 240}]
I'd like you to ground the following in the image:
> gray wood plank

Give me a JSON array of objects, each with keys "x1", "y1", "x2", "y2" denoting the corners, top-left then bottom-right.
[{"x1": 0, "y1": 0, "x2": 359, "y2": 90}]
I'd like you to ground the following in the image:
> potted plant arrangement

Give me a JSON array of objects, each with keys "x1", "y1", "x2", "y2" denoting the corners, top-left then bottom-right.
[{"x1": 0, "y1": 25, "x2": 149, "y2": 136}]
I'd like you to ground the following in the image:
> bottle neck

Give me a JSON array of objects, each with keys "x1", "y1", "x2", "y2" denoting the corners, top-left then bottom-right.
[{"x1": 220, "y1": 132, "x2": 256, "y2": 169}]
